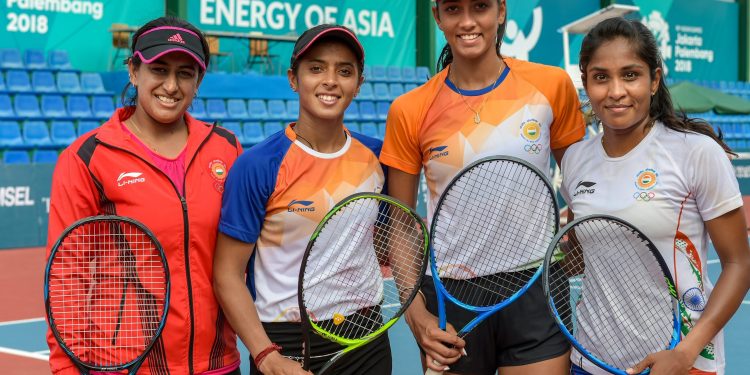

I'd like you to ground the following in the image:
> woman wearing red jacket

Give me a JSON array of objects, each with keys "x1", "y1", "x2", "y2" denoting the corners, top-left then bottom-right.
[{"x1": 45, "y1": 16, "x2": 241, "y2": 374}]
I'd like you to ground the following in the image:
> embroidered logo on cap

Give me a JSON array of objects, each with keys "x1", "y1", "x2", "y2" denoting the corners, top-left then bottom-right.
[{"x1": 168, "y1": 33, "x2": 185, "y2": 44}]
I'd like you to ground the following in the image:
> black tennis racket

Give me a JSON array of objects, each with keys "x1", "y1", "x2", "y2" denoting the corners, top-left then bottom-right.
[
  {"x1": 44, "y1": 215, "x2": 170, "y2": 374},
  {"x1": 543, "y1": 215, "x2": 680, "y2": 375},
  {"x1": 298, "y1": 192, "x2": 430, "y2": 374},
  {"x1": 426, "y1": 155, "x2": 559, "y2": 374}
]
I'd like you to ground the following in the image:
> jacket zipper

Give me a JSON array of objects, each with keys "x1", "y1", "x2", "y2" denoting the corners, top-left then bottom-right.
[{"x1": 98, "y1": 125, "x2": 216, "y2": 374}]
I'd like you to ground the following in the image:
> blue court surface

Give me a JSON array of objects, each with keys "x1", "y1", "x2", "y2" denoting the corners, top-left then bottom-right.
[{"x1": 1, "y1": 247, "x2": 747, "y2": 374}]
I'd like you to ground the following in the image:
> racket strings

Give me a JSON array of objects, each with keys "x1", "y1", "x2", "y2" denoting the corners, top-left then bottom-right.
[
  {"x1": 433, "y1": 159, "x2": 556, "y2": 307},
  {"x1": 548, "y1": 219, "x2": 676, "y2": 370},
  {"x1": 47, "y1": 219, "x2": 167, "y2": 368},
  {"x1": 301, "y1": 197, "x2": 427, "y2": 343}
]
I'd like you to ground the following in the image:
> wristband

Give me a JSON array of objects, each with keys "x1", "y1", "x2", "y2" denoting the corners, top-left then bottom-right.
[{"x1": 254, "y1": 342, "x2": 282, "y2": 370}]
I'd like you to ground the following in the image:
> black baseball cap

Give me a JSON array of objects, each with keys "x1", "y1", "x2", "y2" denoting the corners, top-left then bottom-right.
[
  {"x1": 134, "y1": 26, "x2": 207, "y2": 71},
  {"x1": 290, "y1": 24, "x2": 365, "y2": 68}
]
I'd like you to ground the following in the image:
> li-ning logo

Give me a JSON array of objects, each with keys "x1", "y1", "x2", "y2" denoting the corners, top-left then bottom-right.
[
  {"x1": 288, "y1": 200, "x2": 315, "y2": 213},
  {"x1": 168, "y1": 33, "x2": 185, "y2": 44},
  {"x1": 117, "y1": 172, "x2": 145, "y2": 187},
  {"x1": 429, "y1": 145, "x2": 449, "y2": 160},
  {"x1": 572, "y1": 181, "x2": 596, "y2": 197}
]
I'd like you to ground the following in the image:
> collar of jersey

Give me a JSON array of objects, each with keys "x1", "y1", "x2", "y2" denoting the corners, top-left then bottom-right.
[{"x1": 444, "y1": 65, "x2": 510, "y2": 96}]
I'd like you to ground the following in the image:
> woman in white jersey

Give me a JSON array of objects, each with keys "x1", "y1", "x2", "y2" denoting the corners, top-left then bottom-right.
[
  {"x1": 562, "y1": 17, "x2": 750, "y2": 375},
  {"x1": 381, "y1": 0, "x2": 585, "y2": 373}
]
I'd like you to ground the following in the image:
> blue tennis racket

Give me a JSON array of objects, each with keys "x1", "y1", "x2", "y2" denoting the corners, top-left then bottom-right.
[
  {"x1": 543, "y1": 215, "x2": 680, "y2": 374},
  {"x1": 425, "y1": 155, "x2": 559, "y2": 374},
  {"x1": 45, "y1": 215, "x2": 170, "y2": 374}
]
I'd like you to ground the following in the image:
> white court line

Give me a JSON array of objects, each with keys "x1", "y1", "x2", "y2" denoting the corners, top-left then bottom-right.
[
  {"x1": 0, "y1": 317, "x2": 45, "y2": 327},
  {"x1": 0, "y1": 346, "x2": 48, "y2": 361}
]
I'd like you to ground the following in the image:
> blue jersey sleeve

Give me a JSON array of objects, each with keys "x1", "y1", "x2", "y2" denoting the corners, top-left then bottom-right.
[{"x1": 219, "y1": 133, "x2": 292, "y2": 243}]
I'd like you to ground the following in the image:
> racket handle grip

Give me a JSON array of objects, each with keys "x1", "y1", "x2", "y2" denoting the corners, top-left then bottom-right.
[{"x1": 425, "y1": 359, "x2": 445, "y2": 375}]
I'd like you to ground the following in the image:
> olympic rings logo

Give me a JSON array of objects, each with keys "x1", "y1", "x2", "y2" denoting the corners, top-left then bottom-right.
[
  {"x1": 524, "y1": 143, "x2": 542, "y2": 154},
  {"x1": 633, "y1": 192, "x2": 656, "y2": 201}
]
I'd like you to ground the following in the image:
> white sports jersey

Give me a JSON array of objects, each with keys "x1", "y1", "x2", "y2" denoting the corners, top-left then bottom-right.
[{"x1": 561, "y1": 121, "x2": 742, "y2": 375}]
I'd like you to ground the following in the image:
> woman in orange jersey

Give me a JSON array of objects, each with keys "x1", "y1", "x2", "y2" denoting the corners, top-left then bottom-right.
[
  {"x1": 46, "y1": 16, "x2": 241, "y2": 374},
  {"x1": 213, "y1": 25, "x2": 388, "y2": 375},
  {"x1": 381, "y1": 0, "x2": 585, "y2": 374}
]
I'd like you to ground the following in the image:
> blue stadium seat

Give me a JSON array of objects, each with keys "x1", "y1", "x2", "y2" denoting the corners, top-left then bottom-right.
[
  {"x1": 378, "y1": 123, "x2": 386, "y2": 139},
  {"x1": 267, "y1": 99, "x2": 287, "y2": 120},
  {"x1": 32, "y1": 71, "x2": 57, "y2": 93},
  {"x1": 77, "y1": 120, "x2": 99, "y2": 136},
  {"x1": 387, "y1": 66, "x2": 402, "y2": 82},
  {"x1": 248, "y1": 99, "x2": 269, "y2": 120},
  {"x1": 41, "y1": 95, "x2": 68, "y2": 119},
  {"x1": 206, "y1": 99, "x2": 228, "y2": 120},
  {"x1": 33, "y1": 149, "x2": 58, "y2": 163},
  {"x1": 416, "y1": 66, "x2": 430, "y2": 82},
  {"x1": 48, "y1": 50, "x2": 73, "y2": 71},
  {"x1": 404, "y1": 83, "x2": 418, "y2": 92},
  {"x1": 358, "y1": 101, "x2": 376, "y2": 120},
  {"x1": 80, "y1": 73, "x2": 107, "y2": 94},
  {"x1": 243, "y1": 121, "x2": 264, "y2": 145},
  {"x1": 50, "y1": 120, "x2": 77, "y2": 147},
  {"x1": 0, "y1": 73, "x2": 5, "y2": 93},
  {"x1": 402, "y1": 67, "x2": 417, "y2": 83},
  {"x1": 363, "y1": 65, "x2": 372, "y2": 79},
  {"x1": 344, "y1": 102, "x2": 360, "y2": 121},
  {"x1": 22, "y1": 120, "x2": 52, "y2": 147},
  {"x1": 376, "y1": 102, "x2": 390, "y2": 120},
  {"x1": 7, "y1": 70, "x2": 32, "y2": 92},
  {"x1": 359, "y1": 122, "x2": 378, "y2": 138},
  {"x1": 286, "y1": 99, "x2": 299, "y2": 120},
  {"x1": 346, "y1": 122, "x2": 360, "y2": 132},
  {"x1": 227, "y1": 99, "x2": 249, "y2": 120},
  {"x1": 57, "y1": 72, "x2": 82, "y2": 93},
  {"x1": 389, "y1": 83, "x2": 405, "y2": 99},
  {"x1": 358, "y1": 82, "x2": 374, "y2": 101},
  {"x1": 190, "y1": 98, "x2": 207, "y2": 119},
  {"x1": 0, "y1": 94, "x2": 14, "y2": 118},
  {"x1": 221, "y1": 122, "x2": 244, "y2": 144},
  {"x1": 373, "y1": 83, "x2": 390, "y2": 101},
  {"x1": 24, "y1": 49, "x2": 47, "y2": 70},
  {"x1": 263, "y1": 121, "x2": 284, "y2": 137},
  {"x1": 14, "y1": 94, "x2": 42, "y2": 119},
  {"x1": 91, "y1": 96, "x2": 114, "y2": 119},
  {"x1": 67, "y1": 95, "x2": 93, "y2": 119},
  {"x1": 3, "y1": 150, "x2": 30, "y2": 164},
  {"x1": 371, "y1": 66, "x2": 387, "y2": 82},
  {"x1": 0, "y1": 49, "x2": 24, "y2": 69},
  {"x1": 0, "y1": 120, "x2": 23, "y2": 147}
]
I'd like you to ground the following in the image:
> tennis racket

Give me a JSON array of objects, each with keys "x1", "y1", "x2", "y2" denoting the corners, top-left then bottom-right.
[
  {"x1": 298, "y1": 192, "x2": 429, "y2": 374},
  {"x1": 44, "y1": 215, "x2": 170, "y2": 374},
  {"x1": 426, "y1": 155, "x2": 559, "y2": 375},
  {"x1": 543, "y1": 215, "x2": 680, "y2": 375}
]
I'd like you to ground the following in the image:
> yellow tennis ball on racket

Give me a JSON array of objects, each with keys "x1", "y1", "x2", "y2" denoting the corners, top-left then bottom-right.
[{"x1": 333, "y1": 313, "x2": 345, "y2": 325}]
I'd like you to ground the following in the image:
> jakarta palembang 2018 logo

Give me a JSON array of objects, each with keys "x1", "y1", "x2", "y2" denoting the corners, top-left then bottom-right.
[{"x1": 641, "y1": 10, "x2": 672, "y2": 75}]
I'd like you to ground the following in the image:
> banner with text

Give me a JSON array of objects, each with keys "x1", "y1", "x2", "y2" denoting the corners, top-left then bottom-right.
[
  {"x1": 616, "y1": 0, "x2": 739, "y2": 81},
  {"x1": 188, "y1": 0, "x2": 416, "y2": 69},
  {"x1": 0, "y1": 164, "x2": 53, "y2": 249},
  {"x1": 1, "y1": 1, "x2": 164, "y2": 72}
]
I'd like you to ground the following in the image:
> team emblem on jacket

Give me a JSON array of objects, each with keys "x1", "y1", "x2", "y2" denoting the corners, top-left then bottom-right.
[
  {"x1": 633, "y1": 168, "x2": 658, "y2": 201},
  {"x1": 520, "y1": 119, "x2": 542, "y2": 154},
  {"x1": 209, "y1": 159, "x2": 227, "y2": 193}
]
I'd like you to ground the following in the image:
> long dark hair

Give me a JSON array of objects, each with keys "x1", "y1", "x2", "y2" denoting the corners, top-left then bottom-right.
[
  {"x1": 435, "y1": 0, "x2": 506, "y2": 71},
  {"x1": 579, "y1": 17, "x2": 733, "y2": 155},
  {"x1": 120, "y1": 16, "x2": 210, "y2": 107}
]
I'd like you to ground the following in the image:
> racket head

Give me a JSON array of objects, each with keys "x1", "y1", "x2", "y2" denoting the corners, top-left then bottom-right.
[
  {"x1": 44, "y1": 215, "x2": 170, "y2": 372},
  {"x1": 297, "y1": 192, "x2": 429, "y2": 371},
  {"x1": 429, "y1": 155, "x2": 559, "y2": 316},
  {"x1": 543, "y1": 214, "x2": 680, "y2": 375}
]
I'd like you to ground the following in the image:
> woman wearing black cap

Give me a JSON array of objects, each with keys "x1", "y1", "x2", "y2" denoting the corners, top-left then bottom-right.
[
  {"x1": 45, "y1": 16, "x2": 242, "y2": 374},
  {"x1": 213, "y1": 24, "x2": 389, "y2": 375}
]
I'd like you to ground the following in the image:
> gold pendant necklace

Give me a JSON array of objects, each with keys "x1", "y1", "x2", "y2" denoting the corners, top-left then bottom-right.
[{"x1": 451, "y1": 67, "x2": 503, "y2": 125}]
